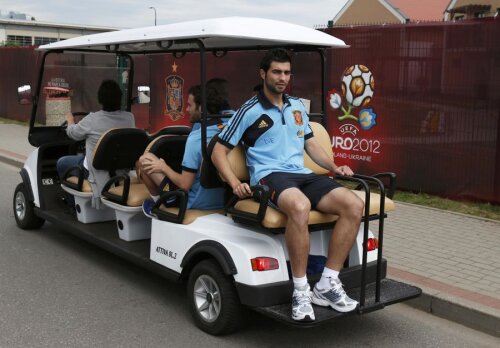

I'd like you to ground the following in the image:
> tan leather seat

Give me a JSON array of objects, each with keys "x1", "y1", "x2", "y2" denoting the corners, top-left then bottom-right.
[
  {"x1": 65, "y1": 176, "x2": 92, "y2": 192},
  {"x1": 107, "y1": 183, "x2": 151, "y2": 207},
  {"x1": 225, "y1": 122, "x2": 395, "y2": 229},
  {"x1": 159, "y1": 206, "x2": 224, "y2": 225}
]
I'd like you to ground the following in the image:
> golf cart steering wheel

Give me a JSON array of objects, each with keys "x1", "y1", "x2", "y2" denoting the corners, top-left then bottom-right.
[{"x1": 60, "y1": 111, "x2": 89, "y2": 127}]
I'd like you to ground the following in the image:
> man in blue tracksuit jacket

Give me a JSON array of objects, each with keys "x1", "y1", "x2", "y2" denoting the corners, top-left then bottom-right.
[{"x1": 212, "y1": 49, "x2": 363, "y2": 322}]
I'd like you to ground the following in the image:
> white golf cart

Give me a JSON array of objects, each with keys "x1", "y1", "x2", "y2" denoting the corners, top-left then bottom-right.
[{"x1": 13, "y1": 17, "x2": 420, "y2": 335}]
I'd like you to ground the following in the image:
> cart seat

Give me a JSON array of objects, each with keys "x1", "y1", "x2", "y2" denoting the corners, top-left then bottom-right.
[
  {"x1": 223, "y1": 122, "x2": 396, "y2": 230},
  {"x1": 65, "y1": 176, "x2": 92, "y2": 192},
  {"x1": 158, "y1": 206, "x2": 224, "y2": 224},
  {"x1": 149, "y1": 125, "x2": 192, "y2": 139},
  {"x1": 232, "y1": 191, "x2": 395, "y2": 229},
  {"x1": 64, "y1": 174, "x2": 140, "y2": 194},
  {"x1": 98, "y1": 128, "x2": 151, "y2": 207}
]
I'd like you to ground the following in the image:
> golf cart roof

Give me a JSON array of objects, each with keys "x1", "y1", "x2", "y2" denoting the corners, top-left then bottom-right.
[{"x1": 38, "y1": 17, "x2": 348, "y2": 53}]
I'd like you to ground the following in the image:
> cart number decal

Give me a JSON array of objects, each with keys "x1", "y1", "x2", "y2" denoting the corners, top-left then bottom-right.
[
  {"x1": 156, "y1": 246, "x2": 177, "y2": 259},
  {"x1": 42, "y1": 178, "x2": 54, "y2": 185}
]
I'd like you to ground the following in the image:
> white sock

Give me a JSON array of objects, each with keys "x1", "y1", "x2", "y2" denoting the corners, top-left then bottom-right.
[
  {"x1": 317, "y1": 267, "x2": 340, "y2": 290},
  {"x1": 151, "y1": 195, "x2": 160, "y2": 202},
  {"x1": 293, "y1": 275, "x2": 308, "y2": 289}
]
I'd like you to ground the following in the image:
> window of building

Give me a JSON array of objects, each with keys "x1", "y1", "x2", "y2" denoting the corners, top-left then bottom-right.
[
  {"x1": 6, "y1": 35, "x2": 32, "y2": 46},
  {"x1": 34, "y1": 37, "x2": 58, "y2": 45}
]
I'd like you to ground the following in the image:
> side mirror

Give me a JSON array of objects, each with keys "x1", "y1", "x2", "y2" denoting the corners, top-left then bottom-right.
[
  {"x1": 137, "y1": 86, "x2": 150, "y2": 104},
  {"x1": 18, "y1": 85, "x2": 33, "y2": 105}
]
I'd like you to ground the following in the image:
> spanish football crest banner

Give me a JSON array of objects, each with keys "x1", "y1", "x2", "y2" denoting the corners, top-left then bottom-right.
[{"x1": 164, "y1": 75, "x2": 184, "y2": 121}]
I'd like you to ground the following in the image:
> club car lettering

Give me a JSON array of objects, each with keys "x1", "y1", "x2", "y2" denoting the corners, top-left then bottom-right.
[
  {"x1": 42, "y1": 178, "x2": 54, "y2": 185},
  {"x1": 156, "y1": 246, "x2": 177, "y2": 259}
]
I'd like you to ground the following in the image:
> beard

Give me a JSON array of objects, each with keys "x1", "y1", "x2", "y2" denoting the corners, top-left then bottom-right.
[{"x1": 264, "y1": 79, "x2": 287, "y2": 95}]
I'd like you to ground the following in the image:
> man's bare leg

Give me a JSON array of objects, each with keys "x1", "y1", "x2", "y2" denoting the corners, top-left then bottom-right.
[
  {"x1": 277, "y1": 188, "x2": 311, "y2": 278},
  {"x1": 315, "y1": 187, "x2": 363, "y2": 271},
  {"x1": 136, "y1": 155, "x2": 165, "y2": 197},
  {"x1": 311, "y1": 187, "x2": 363, "y2": 312}
]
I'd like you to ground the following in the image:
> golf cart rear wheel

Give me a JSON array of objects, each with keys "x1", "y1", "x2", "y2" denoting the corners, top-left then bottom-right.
[
  {"x1": 187, "y1": 259, "x2": 243, "y2": 335},
  {"x1": 13, "y1": 183, "x2": 45, "y2": 229}
]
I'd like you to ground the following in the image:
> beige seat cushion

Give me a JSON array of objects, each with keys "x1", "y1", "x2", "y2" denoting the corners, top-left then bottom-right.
[
  {"x1": 65, "y1": 176, "x2": 92, "y2": 192},
  {"x1": 159, "y1": 206, "x2": 223, "y2": 224},
  {"x1": 107, "y1": 183, "x2": 151, "y2": 207},
  {"x1": 233, "y1": 190, "x2": 395, "y2": 229}
]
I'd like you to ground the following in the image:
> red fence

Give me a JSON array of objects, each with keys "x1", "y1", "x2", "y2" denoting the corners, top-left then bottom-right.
[
  {"x1": 323, "y1": 18, "x2": 500, "y2": 203},
  {"x1": 0, "y1": 18, "x2": 499, "y2": 203}
]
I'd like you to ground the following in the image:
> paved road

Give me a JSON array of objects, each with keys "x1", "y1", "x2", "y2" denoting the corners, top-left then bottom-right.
[{"x1": 1, "y1": 162, "x2": 499, "y2": 347}]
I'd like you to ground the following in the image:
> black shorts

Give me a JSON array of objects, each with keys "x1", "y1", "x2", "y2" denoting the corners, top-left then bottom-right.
[{"x1": 258, "y1": 172, "x2": 342, "y2": 208}]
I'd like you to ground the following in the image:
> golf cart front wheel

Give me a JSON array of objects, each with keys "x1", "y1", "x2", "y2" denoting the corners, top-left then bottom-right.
[
  {"x1": 187, "y1": 259, "x2": 243, "y2": 335},
  {"x1": 13, "y1": 183, "x2": 45, "y2": 229}
]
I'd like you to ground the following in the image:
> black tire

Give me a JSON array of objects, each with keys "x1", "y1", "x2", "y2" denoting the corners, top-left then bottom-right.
[
  {"x1": 13, "y1": 183, "x2": 45, "y2": 230},
  {"x1": 187, "y1": 259, "x2": 244, "y2": 335}
]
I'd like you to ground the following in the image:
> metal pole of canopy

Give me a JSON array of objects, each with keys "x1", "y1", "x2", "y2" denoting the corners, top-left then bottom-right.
[{"x1": 195, "y1": 40, "x2": 208, "y2": 162}]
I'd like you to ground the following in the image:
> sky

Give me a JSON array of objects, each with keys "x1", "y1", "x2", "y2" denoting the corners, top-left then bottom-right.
[{"x1": 0, "y1": 0, "x2": 349, "y2": 29}]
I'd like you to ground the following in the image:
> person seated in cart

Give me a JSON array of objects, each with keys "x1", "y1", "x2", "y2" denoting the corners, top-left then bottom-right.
[
  {"x1": 56, "y1": 79, "x2": 135, "y2": 208},
  {"x1": 212, "y1": 49, "x2": 364, "y2": 322},
  {"x1": 137, "y1": 81, "x2": 233, "y2": 214}
]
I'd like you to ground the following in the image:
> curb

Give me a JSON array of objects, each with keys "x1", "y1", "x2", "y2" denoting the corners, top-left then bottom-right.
[
  {"x1": 389, "y1": 267, "x2": 500, "y2": 338},
  {"x1": 0, "y1": 152, "x2": 24, "y2": 169},
  {"x1": 407, "y1": 292, "x2": 500, "y2": 338},
  {"x1": 0, "y1": 150, "x2": 498, "y2": 338}
]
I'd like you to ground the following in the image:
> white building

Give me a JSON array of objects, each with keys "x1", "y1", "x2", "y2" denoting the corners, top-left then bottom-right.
[{"x1": 0, "y1": 11, "x2": 118, "y2": 46}]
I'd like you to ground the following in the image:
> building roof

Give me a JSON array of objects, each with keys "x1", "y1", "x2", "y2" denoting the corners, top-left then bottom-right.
[
  {"x1": 332, "y1": 0, "x2": 451, "y2": 25},
  {"x1": 0, "y1": 18, "x2": 119, "y2": 31},
  {"x1": 387, "y1": 0, "x2": 450, "y2": 21}
]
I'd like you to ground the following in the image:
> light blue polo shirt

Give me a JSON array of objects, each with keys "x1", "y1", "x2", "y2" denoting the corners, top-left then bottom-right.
[
  {"x1": 218, "y1": 92, "x2": 313, "y2": 185},
  {"x1": 182, "y1": 117, "x2": 230, "y2": 209}
]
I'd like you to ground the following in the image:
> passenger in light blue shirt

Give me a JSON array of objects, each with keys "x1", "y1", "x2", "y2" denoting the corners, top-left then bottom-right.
[
  {"x1": 138, "y1": 81, "x2": 231, "y2": 210},
  {"x1": 212, "y1": 49, "x2": 363, "y2": 322}
]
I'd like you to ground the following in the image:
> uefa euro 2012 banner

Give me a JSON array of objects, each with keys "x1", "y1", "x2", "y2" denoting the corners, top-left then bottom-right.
[{"x1": 328, "y1": 64, "x2": 380, "y2": 165}]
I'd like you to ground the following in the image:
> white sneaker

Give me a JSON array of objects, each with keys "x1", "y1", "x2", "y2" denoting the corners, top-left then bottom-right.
[
  {"x1": 312, "y1": 277, "x2": 358, "y2": 313},
  {"x1": 291, "y1": 284, "x2": 315, "y2": 322}
]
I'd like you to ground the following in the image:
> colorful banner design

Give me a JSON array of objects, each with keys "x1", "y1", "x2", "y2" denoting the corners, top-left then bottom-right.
[
  {"x1": 164, "y1": 62, "x2": 184, "y2": 121},
  {"x1": 329, "y1": 64, "x2": 379, "y2": 163}
]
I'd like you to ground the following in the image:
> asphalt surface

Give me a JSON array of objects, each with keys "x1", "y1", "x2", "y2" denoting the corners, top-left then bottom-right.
[{"x1": 1, "y1": 161, "x2": 499, "y2": 347}]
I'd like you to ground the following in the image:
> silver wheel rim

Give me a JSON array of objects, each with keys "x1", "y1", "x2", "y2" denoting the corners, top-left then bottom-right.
[
  {"x1": 193, "y1": 274, "x2": 221, "y2": 322},
  {"x1": 15, "y1": 191, "x2": 26, "y2": 221}
]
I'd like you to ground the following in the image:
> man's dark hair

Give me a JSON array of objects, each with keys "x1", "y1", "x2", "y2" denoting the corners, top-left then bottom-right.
[
  {"x1": 188, "y1": 81, "x2": 229, "y2": 115},
  {"x1": 98, "y1": 80, "x2": 123, "y2": 111},
  {"x1": 207, "y1": 78, "x2": 230, "y2": 112},
  {"x1": 260, "y1": 48, "x2": 291, "y2": 72},
  {"x1": 188, "y1": 85, "x2": 201, "y2": 108}
]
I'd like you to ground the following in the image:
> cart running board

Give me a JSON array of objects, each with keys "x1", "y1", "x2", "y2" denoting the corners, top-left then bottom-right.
[{"x1": 251, "y1": 279, "x2": 421, "y2": 327}]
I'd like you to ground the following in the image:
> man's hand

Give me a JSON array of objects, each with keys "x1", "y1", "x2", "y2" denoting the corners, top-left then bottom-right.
[
  {"x1": 142, "y1": 156, "x2": 169, "y2": 175},
  {"x1": 65, "y1": 112, "x2": 75, "y2": 125},
  {"x1": 334, "y1": 165, "x2": 354, "y2": 176},
  {"x1": 232, "y1": 182, "x2": 252, "y2": 199}
]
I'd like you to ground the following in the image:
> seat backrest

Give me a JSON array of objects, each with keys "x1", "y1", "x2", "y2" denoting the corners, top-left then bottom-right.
[
  {"x1": 145, "y1": 134, "x2": 188, "y2": 172},
  {"x1": 92, "y1": 128, "x2": 150, "y2": 171},
  {"x1": 304, "y1": 122, "x2": 333, "y2": 175},
  {"x1": 149, "y1": 125, "x2": 192, "y2": 140},
  {"x1": 223, "y1": 121, "x2": 331, "y2": 182}
]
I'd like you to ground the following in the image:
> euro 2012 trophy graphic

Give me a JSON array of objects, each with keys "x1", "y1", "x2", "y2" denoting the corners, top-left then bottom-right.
[{"x1": 328, "y1": 64, "x2": 377, "y2": 130}]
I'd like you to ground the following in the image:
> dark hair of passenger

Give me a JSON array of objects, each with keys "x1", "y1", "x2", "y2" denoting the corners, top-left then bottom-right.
[
  {"x1": 188, "y1": 82, "x2": 228, "y2": 115},
  {"x1": 98, "y1": 80, "x2": 123, "y2": 111},
  {"x1": 260, "y1": 48, "x2": 292, "y2": 72},
  {"x1": 188, "y1": 85, "x2": 201, "y2": 108},
  {"x1": 207, "y1": 78, "x2": 230, "y2": 112}
]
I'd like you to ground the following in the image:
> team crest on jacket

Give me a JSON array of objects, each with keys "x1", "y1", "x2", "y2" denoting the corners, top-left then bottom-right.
[
  {"x1": 164, "y1": 75, "x2": 184, "y2": 121},
  {"x1": 293, "y1": 110, "x2": 303, "y2": 125}
]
